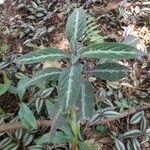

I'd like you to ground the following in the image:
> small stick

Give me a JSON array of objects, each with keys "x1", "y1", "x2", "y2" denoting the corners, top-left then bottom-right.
[{"x1": 0, "y1": 105, "x2": 150, "y2": 132}]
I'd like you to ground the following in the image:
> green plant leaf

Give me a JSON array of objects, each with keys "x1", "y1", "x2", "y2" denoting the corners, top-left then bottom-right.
[
  {"x1": 35, "y1": 132, "x2": 50, "y2": 144},
  {"x1": 81, "y1": 43, "x2": 144, "y2": 60},
  {"x1": 14, "y1": 48, "x2": 70, "y2": 64},
  {"x1": 122, "y1": 130, "x2": 142, "y2": 139},
  {"x1": 0, "y1": 72, "x2": 11, "y2": 96},
  {"x1": 115, "y1": 139, "x2": 126, "y2": 150},
  {"x1": 18, "y1": 103, "x2": 37, "y2": 129},
  {"x1": 91, "y1": 63, "x2": 129, "y2": 81},
  {"x1": 66, "y1": 7, "x2": 86, "y2": 42},
  {"x1": 133, "y1": 139, "x2": 141, "y2": 150},
  {"x1": 27, "y1": 68, "x2": 61, "y2": 87},
  {"x1": 130, "y1": 111, "x2": 143, "y2": 124},
  {"x1": 58, "y1": 63, "x2": 81, "y2": 112},
  {"x1": 77, "y1": 81, "x2": 94, "y2": 121},
  {"x1": 78, "y1": 141, "x2": 95, "y2": 150},
  {"x1": 17, "y1": 77, "x2": 29, "y2": 100}
]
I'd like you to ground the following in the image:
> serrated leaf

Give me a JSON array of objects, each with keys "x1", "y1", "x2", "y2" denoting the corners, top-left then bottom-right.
[
  {"x1": 133, "y1": 139, "x2": 141, "y2": 150},
  {"x1": 130, "y1": 111, "x2": 143, "y2": 124},
  {"x1": 27, "y1": 67, "x2": 61, "y2": 87},
  {"x1": 77, "y1": 81, "x2": 94, "y2": 121},
  {"x1": 91, "y1": 63, "x2": 129, "y2": 81},
  {"x1": 81, "y1": 43, "x2": 144, "y2": 60},
  {"x1": 66, "y1": 7, "x2": 86, "y2": 42},
  {"x1": 58, "y1": 63, "x2": 81, "y2": 111},
  {"x1": 122, "y1": 130, "x2": 142, "y2": 139},
  {"x1": 0, "y1": 72, "x2": 11, "y2": 96},
  {"x1": 18, "y1": 103, "x2": 37, "y2": 129},
  {"x1": 115, "y1": 139, "x2": 126, "y2": 150},
  {"x1": 14, "y1": 48, "x2": 69, "y2": 64}
]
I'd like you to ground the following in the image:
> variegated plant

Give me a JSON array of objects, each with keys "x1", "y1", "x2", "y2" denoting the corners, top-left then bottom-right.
[{"x1": 14, "y1": 7, "x2": 144, "y2": 148}]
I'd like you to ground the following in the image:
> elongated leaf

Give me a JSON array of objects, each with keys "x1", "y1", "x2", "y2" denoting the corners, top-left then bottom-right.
[
  {"x1": 27, "y1": 68, "x2": 61, "y2": 87},
  {"x1": 140, "y1": 116, "x2": 147, "y2": 132},
  {"x1": 91, "y1": 63, "x2": 129, "y2": 81},
  {"x1": 0, "y1": 72, "x2": 11, "y2": 96},
  {"x1": 14, "y1": 48, "x2": 69, "y2": 64},
  {"x1": 115, "y1": 139, "x2": 126, "y2": 150},
  {"x1": 130, "y1": 111, "x2": 143, "y2": 124},
  {"x1": 81, "y1": 43, "x2": 144, "y2": 60},
  {"x1": 58, "y1": 63, "x2": 81, "y2": 111},
  {"x1": 122, "y1": 130, "x2": 142, "y2": 139},
  {"x1": 77, "y1": 81, "x2": 94, "y2": 121},
  {"x1": 133, "y1": 139, "x2": 141, "y2": 150},
  {"x1": 102, "y1": 110, "x2": 121, "y2": 118},
  {"x1": 18, "y1": 103, "x2": 37, "y2": 129},
  {"x1": 66, "y1": 7, "x2": 86, "y2": 42},
  {"x1": 127, "y1": 140, "x2": 134, "y2": 150}
]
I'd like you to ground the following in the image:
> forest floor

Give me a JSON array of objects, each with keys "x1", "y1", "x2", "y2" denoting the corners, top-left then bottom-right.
[{"x1": 0, "y1": 0, "x2": 150, "y2": 149}]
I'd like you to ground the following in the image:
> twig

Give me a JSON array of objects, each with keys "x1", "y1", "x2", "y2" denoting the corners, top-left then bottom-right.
[
  {"x1": 0, "y1": 105, "x2": 150, "y2": 132},
  {"x1": 0, "y1": 120, "x2": 51, "y2": 132}
]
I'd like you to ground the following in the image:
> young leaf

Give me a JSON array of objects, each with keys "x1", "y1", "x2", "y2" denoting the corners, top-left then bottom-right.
[
  {"x1": 130, "y1": 111, "x2": 143, "y2": 124},
  {"x1": 122, "y1": 130, "x2": 142, "y2": 139},
  {"x1": 26, "y1": 68, "x2": 61, "y2": 87},
  {"x1": 18, "y1": 103, "x2": 37, "y2": 129},
  {"x1": 66, "y1": 7, "x2": 86, "y2": 42},
  {"x1": 0, "y1": 72, "x2": 11, "y2": 96},
  {"x1": 77, "y1": 81, "x2": 95, "y2": 121},
  {"x1": 14, "y1": 48, "x2": 70, "y2": 64},
  {"x1": 81, "y1": 43, "x2": 144, "y2": 60},
  {"x1": 91, "y1": 63, "x2": 129, "y2": 81},
  {"x1": 17, "y1": 77, "x2": 29, "y2": 100},
  {"x1": 58, "y1": 63, "x2": 81, "y2": 112},
  {"x1": 115, "y1": 139, "x2": 126, "y2": 150}
]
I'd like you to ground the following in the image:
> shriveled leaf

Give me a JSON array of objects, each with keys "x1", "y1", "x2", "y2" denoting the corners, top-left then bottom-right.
[
  {"x1": 81, "y1": 43, "x2": 144, "y2": 60},
  {"x1": 122, "y1": 130, "x2": 142, "y2": 139},
  {"x1": 14, "y1": 48, "x2": 69, "y2": 64},
  {"x1": 66, "y1": 7, "x2": 86, "y2": 42},
  {"x1": 91, "y1": 63, "x2": 129, "y2": 81},
  {"x1": 18, "y1": 103, "x2": 37, "y2": 129},
  {"x1": 130, "y1": 111, "x2": 143, "y2": 124},
  {"x1": 77, "y1": 81, "x2": 94, "y2": 121},
  {"x1": 58, "y1": 63, "x2": 81, "y2": 112},
  {"x1": 27, "y1": 67, "x2": 61, "y2": 87},
  {"x1": 0, "y1": 72, "x2": 11, "y2": 96},
  {"x1": 115, "y1": 139, "x2": 126, "y2": 150},
  {"x1": 133, "y1": 138, "x2": 141, "y2": 150}
]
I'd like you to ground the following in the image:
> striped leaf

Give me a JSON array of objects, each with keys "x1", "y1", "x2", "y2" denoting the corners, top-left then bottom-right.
[
  {"x1": 115, "y1": 139, "x2": 126, "y2": 150},
  {"x1": 130, "y1": 111, "x2": 143, "y2": 124},
  {"x1": 27, "y1": 68, "x2": 61, "y2": 87},
  {"x1": 77, "y1": 81, "x2": 95, "y2": 121},
  {"x1": 58, "y1": 63, "x2": 81, "y2": 112},
  {"x1": 91, "y1": 63, "x2": 129, "y2": 81},
  {"x1": 81, "y1": 43, "x2": 144, "y2": 60},
  {"x1": 133, "y1": 139, "x2": 141, "y2": 150},
  {"x1": 14, "y1": 48, "x2": 69, "y2": 64},
  {"x1": 66, "y1": 7, "x2": 86, "y2": 42},
  {"x1": 122, "y1": 130, "x2": 142, "y2": 139}
]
